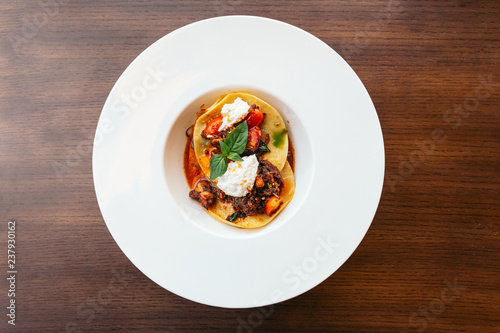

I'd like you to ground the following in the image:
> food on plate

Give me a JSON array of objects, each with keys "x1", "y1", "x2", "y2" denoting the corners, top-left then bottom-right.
[{"x1": 184, "y1": 92, "x2": 295, "y2": 228}]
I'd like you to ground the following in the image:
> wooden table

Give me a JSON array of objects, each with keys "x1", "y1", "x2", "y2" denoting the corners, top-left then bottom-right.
[{"x1": 1, "y1": 1, "x2": 499, "y2": 332}]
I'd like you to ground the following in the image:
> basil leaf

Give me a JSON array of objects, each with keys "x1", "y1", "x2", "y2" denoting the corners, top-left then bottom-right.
[
  {"x1": 210, "y1": 122, "x2": 248, "y2": 179},
  {"x1": 227, "y1": 152, "x2": 243, "y2": 162},
  {"x1": 209, "y1": 154, "x2": 228, "y2": 180},
  {"x1": 220, "y1": 140, "x2": 230, "y2": 156},
  {"x1": 257, "y1": 140, "x2": 271, "y2": 153},
  {"x1": 227, "y1": 211, "x2": 246, "y2": 222},
  {"x1": 224, "y1": 121, "x2": 248, "y2": 155},
  {"x1": 227, "y1": 212, "x2": 240, "y2": 222}
]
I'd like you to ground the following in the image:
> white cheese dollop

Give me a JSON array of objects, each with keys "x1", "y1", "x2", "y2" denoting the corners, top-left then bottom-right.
[
  {"x1": 216, "y1": 155, "x2": 259, "y2": 197},
  {"x1": 218, "y1": 97, "x2": 251, "y2": 132}
]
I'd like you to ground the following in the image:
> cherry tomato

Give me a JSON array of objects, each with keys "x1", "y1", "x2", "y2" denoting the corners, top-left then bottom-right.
[
  {"x1": 245, "y1": 108, "x2": 264, "y2": 128},
  {"x1": 246, "y1": 127, "x2": 262, "y2": 152},
  {"x1": 203, "y1": 116, "x2": 223, "y2": 136}
]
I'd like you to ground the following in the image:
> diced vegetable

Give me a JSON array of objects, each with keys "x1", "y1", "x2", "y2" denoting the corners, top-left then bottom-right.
[
  {"x1": 265, "y1": 196, "x2": 283, "y2": 216},
  {"x1": 246, "y1": 127, "x2": 262, "y2": 152},
  {"x1": 245, "y1": 108, "x2": 264, "y2": 128},
  {"x1": 204, "y1": 116, "x2": 223, "y2": 136}
]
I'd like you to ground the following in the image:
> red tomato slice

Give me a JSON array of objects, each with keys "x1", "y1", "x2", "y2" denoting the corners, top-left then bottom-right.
[
  {"x1": 245, "y1": 108, "x2": 264, "y2": 128},
  {"x1": 246, "y1": 127, "x2": 262, "y2": 152},
  {"x1": 203, "y1": 116, "x2": 223, "y2": 135}
]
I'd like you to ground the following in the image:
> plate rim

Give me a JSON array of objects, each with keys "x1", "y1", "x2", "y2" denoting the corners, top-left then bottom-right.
[{"x1": 93, "y1": 15, "x2": 385, "y2": 308}]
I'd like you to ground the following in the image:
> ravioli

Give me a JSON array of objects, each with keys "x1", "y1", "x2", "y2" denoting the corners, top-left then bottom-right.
[
  {"x1": 206, "y1": 162, "x2": 295, "y2": 228},
  {"x1": 186, "y1": 92, "x2": 294, "y2": 228},
  {"x1": 193, "y1": 92, "x2": 289, "y2": 178}
]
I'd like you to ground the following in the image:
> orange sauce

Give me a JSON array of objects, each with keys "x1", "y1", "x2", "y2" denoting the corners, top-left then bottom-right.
[{"x1": 183, "y1": 134, "x2": 205, "y2": 189}]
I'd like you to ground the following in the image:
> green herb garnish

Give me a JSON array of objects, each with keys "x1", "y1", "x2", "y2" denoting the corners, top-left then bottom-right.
[
  {"x1": 209, "y1": 121, "x2": 248, "y2": 180},
  {"x1": 227, "y1": 211, "x2": 241, "y2": 222},
  {"x1": 257, "y1": 140, "x2": 271, "y2": 153},
  {"x1": 227, "y1": 211, "x2": 246, "y2": 222},
  {"x1": 272, "y1": 128, "x2": 288, "y2": 149}
]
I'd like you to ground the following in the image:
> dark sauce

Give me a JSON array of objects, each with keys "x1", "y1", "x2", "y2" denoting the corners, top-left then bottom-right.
[{"x1": 287, "y1": 137, "x2": 295, "y2": 171}]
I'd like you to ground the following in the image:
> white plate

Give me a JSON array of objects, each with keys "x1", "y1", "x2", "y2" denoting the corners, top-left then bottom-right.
[{"x1": 93, "y1": 16, "x2": 384, "y2": 308}]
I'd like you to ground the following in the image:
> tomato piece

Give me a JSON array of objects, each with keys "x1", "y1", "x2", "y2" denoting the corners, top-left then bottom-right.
[
  {"x1": 246, "y1": 127, "x2": 262, "y2": 152},
  {"x1": 265, "y1": 196, "x2": 283, "y2": 216},
  {"x1": 203, "y1": 116, "x2": 223, "y2": 136},
  {"x1": 245, "y1": 108, "x2": 264, "y2": 128}
]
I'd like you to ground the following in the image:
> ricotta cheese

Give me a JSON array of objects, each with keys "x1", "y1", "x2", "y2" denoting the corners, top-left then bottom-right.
[
  {"x1": 216, "y1": 155, "x2": 259, "y2": 197},
  {"x1": 218, "y1": 97, "x2": 251, "y2": 132}
]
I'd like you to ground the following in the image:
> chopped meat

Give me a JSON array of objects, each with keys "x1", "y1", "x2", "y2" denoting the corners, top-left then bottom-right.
[
  {"x1": 256, "y1": 159, "x2": 284, "y2": 195},
  {"x1": 232, "y1": 197, "x2": 262, "y2": 216},
  {"x1": 201, "y1": 128, "x2": 230, "y2": 148},
  {"x1": 264, "y1": 133, "x2": 270, "y2": 145},
  {"x1": 189, "y1": 179, "x2": 216, "y2": 209},
  {"x1": 188, "y1": 157, "x2": 285, "y2": 217},
  {"x1": 202, "y1": 144, "x2": 221, "y2": 159},
  {"x1": 214, "y1": 187, "x2": 227, "y2": 202},
  {"x1": 228, "y1": 159, "x2": 284, "y2": 216}
]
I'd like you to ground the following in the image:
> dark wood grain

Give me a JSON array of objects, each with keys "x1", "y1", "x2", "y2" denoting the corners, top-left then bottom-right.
[{"x1": 1, "y1": 0, "x2": 499, "y2": 332}]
